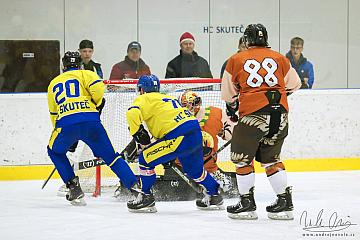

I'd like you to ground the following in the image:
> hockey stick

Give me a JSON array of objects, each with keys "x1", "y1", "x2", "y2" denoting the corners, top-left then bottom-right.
[
  {"x1": 41, "y1": 138, "x2": 138, "y2": 189},
  {"x1": 41, "y1": 167, "x2": 57, "y2": 189},
  {"x1": 169, "y1": 140, "x2": 232, "y2": 194},
  {"x1": 42, "y1": 163, "x2": 78, "y2": 190},
  {"x1": 204, "y1": 139, "x2": 231, "y2": 165},
  {"x1": 169, "y1": 163, "x2": 203, "y2": 193}
]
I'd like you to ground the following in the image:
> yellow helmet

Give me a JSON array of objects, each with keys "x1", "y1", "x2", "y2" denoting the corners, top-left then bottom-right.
[{"x1": 179, "y1": 90, "x2": 202, "y2": 115}]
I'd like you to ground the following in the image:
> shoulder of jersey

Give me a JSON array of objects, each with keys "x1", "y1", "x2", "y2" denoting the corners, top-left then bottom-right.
[
  {"x1": 260, "y1": 47, "x2": 285, "y2": 58},
  {"x1": 81, "y1": 69, "x2": 100, "y2": 76}
]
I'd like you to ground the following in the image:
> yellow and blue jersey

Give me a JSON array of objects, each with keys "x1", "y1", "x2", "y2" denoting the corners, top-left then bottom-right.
[
  {"x1": 126, "y1": 92, "x2": 197, "y2": 139},
  {"x1": 47, "y1": 69, "x2": 104, "y2": 128}
]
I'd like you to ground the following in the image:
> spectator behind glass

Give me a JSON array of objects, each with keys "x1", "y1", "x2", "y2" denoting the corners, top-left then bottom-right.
[
  {"x1": 79, "y1": 39, "x2": 103, "y2": 78},
  {"x1": 109, "y1": 41, "x2": 151, "y2": 80},
  {"x1": 165, "y1": 32, "x2": 213, "y2": 78},
  {"x1": 220, "y1": 36, "x2": 248, "y2": 78},
  {"x1": 285, "y1": 37, "x2": 314, "y2": 89}
]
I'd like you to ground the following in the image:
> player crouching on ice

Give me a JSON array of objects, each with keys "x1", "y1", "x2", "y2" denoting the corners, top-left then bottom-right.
[
  {"x1": 47, "y1": 51, "x2": 138, "y2": 206},
  {"x1": 178, "y1": 90, "x2": 235, "y2": 192},
  {"x1": 126, "y1": 74, "x2": 223, "y2": 213}
]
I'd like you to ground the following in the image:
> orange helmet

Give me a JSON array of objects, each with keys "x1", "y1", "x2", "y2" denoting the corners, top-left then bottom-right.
[{"x1": 179, "y1": 90, "x2": 202, "y2": 115}]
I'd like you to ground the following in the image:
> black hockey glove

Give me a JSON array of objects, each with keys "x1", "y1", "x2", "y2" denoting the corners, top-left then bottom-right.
[
  {"x1": 124, "y1": 138, "x2": 141, "y2": 163},
  {"x1": 162, "y1": 160, "x2": 174, "y2": 169},
  {"x1": 133, "y1": 124, "x2": 151, "y2": 145},
  {"x1": 68, "y1": 141, "x2": 79, "y2": 152},
  {"x1": 96, "y1": 98, "x2": 106, "y2": 115},
  {"x1": 203, "y1": 144, "x2": 213, "y2": 157},
  {"x1": 226, "y1": 100, "x2": 239, "y2": 122}
]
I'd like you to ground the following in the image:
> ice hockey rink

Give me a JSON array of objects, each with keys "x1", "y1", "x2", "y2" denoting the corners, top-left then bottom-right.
[{"x1": 1, "y1": 171, "x2": 359, "y2": 240}]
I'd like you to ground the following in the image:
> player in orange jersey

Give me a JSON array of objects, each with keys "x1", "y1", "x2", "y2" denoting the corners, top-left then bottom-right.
[
  {"x1": 222, "y1": 24, "x2": 301, "y2": 220},
  {"x1": 179, "y1": 90, "x2": 235, "y2": 192}
]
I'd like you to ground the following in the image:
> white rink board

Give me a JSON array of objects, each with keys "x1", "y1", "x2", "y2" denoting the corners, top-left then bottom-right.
[{"x1": 0, "y1": 89, "x2": 360, "y2": 166}]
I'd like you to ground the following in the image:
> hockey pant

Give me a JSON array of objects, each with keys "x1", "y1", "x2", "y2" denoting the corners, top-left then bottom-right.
[
  {"x1": 47, "y1": 121, "x2": 137, "y2": 189},
  {"x1": 138, "y1": 120, "x2": 219, "y2": 195}
]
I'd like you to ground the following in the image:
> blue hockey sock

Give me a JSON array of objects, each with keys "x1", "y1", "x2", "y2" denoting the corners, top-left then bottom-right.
[
  {"x1": 193, "y1": 170, "x2": 219, "y2": 195},
  {"x1": 109, "y1": 156, "x2": 137, "y2": 189},
  {"x1": 139, "y1": 167, "x2": 156, "y2": 194},
  {"x1": 47, "y1": 146, "x2": 75, "y2": 183}
]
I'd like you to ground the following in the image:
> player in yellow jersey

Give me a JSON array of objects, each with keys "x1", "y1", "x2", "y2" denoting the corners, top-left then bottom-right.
[
  {"x1": 47, "y1": 51, "x2": 137, "y2": 206},
  {"x1": 126, "y1": 75, "x2": 223, "y2": 213}
]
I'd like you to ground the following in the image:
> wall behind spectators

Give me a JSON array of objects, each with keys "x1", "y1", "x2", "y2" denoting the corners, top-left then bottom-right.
[{"x1": 0, "y1": 0, "x2": 359, "y2": 88}]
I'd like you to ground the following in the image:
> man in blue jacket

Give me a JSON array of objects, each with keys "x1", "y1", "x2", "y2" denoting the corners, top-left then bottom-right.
[{"x1": 286, "y1": 37, "x2": 314, "y2": 89}]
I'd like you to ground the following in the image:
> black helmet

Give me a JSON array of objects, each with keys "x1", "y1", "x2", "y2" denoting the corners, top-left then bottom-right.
[
  {"x1": 244, "y1": 24, "x2": 268, "y2": 47},
  {"x1": 62, "y1": 51, "x2": 81, "y2": 70}
]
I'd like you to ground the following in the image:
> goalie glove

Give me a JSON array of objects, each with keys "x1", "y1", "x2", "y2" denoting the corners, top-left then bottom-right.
[
  {"x1": 133, "y1": 124, "x2": 151, "y2": 145},
  {"x1": 226, "y1": 100, "x2": 239, "y2": 122}
]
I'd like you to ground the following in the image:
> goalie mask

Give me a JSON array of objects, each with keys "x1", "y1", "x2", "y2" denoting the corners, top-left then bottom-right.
[
  {"x1": 179, "y1": 90, "x2": 202, "y2": 115},
  {"x1": 202, "y1": 131, "x2": 214, "y2": 157}
]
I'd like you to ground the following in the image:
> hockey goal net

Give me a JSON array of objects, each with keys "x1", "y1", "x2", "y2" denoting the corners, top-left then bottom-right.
[{"x1": 61, "y1": 78, "x2": 229, "y2": 197}]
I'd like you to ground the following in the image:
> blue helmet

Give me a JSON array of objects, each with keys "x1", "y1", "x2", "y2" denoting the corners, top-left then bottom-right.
[{"x1": 137, "y1": 74, "x2": 160, "y2": 93}]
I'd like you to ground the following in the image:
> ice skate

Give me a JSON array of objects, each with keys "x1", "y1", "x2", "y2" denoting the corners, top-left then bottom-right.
[
  {"x1": 196, "y1": 191, "x2": 224, "y2": 210},
  {"x1": 114, "y1": 180, "x2": 142, "y2": 198},
  {"x1": 65, "y1": 176, "x2": 86, "y2": 206},
  {"x1": 127, "y1": 191, "x2": 157, "y2": 213},
  {"x1": 211, "y1": 169, "x2": 233, "y2": 192},
  {"x1": 113, "y1": 182, "x2": 124, "y2": 198},
  {"x1": 266, "y1": 186, "x2": 294, "y2": 220},
  {"x1": 227, "y1": 187, "x2": 257, "y2": 220}
]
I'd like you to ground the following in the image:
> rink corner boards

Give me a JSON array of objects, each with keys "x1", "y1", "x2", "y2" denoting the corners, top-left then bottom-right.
[{"x1": 0, "y1": 158, "x2": 360, "y2": 181}]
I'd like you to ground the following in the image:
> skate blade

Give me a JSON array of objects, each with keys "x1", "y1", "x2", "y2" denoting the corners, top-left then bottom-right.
[
  {"x1": 128, "y1": 206, "x2": 157, "y2": 213},
  {"x1": 228, "y1": 211, "x2": 258, "y2": 220},
  {"x1": 222, "y1": 186, "x2": 232, "y2": 193},
  {"x1": 197, "y1": 204, "x2": 225, "y2": 211},
  {"x1": 70, "y1": 198, "x2": 87, "y2": 206},
  {"x1": 268, "y1": 211, "x2": 294, "y2": 220}
]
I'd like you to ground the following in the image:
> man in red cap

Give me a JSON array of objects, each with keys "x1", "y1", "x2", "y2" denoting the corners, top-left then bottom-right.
[{"x1": 165, "y1": 32, "x2": 212, "y2": 78}]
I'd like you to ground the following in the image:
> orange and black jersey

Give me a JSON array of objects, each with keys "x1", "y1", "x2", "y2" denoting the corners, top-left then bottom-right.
[{"x1": 221, "y1": 47, "x2": 301, "y2": 116}]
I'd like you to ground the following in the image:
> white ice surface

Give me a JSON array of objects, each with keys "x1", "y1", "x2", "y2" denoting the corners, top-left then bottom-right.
[{"x1": 1, "y1": 171, "x2": 360, "y2": 240}]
